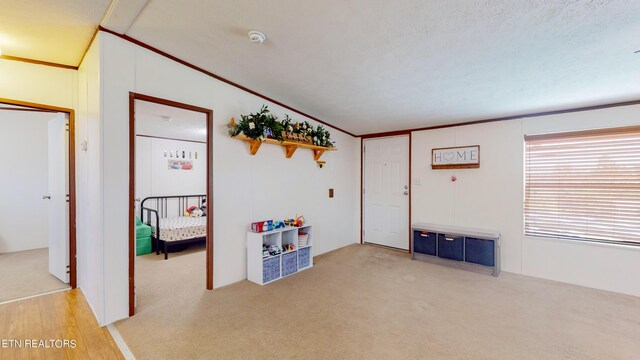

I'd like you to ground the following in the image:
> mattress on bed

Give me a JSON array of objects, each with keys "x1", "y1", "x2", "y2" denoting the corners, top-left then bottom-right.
[{"x1": 157, "y1": 216, "x2": 207, "y2": 242}]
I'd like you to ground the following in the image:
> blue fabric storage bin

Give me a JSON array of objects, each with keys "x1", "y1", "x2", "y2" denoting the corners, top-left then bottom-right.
[
  {"x1": 438, "y1": 234, "x2": 464, "y2": 261},
  {"x1": 282, "y1": 251, "x2": 298, "y2": 277},
  {"x1": 298, "y1": 247, "x2": 311, "y2": 268},
  {"x1": 263, "y1": 256, "x2": 280, "y2": 283},
  {"x1": 413, "y1": 230, "x2": 437, "y2": 256},
  {"x1": 465, "y1": 237, "x2": 495, "y2": 266}
]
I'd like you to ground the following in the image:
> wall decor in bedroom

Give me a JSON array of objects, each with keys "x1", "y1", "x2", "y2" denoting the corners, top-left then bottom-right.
[
  {"x1": 431, "y1": 145, "x2": 480, "y2": 169},
  {"x1": 168, "y1": 159, "x2": 193, "y2": 170}
]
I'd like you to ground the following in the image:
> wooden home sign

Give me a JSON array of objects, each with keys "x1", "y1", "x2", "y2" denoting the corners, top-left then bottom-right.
[{"x1": 431, "y1": 145, "x2": 480, "y2": 169}]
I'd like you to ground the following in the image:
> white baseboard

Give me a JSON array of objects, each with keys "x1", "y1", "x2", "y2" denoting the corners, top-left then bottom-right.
[{"x1": 107, "y1": 324, "x2": 136, "y2": 360}]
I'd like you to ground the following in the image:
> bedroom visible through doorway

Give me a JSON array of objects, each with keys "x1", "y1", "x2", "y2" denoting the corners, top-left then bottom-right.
[{"x1": 129, "y1": 94, "x2": 213, "y2": 316}]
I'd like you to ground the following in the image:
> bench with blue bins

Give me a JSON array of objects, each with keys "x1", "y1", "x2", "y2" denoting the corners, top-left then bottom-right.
[
  {"x1": 412, "y1": 223, "x2": 500, "y2": 277},
  {"x1": 248, "y1": 225, "x2": 313, "y2": 285}
]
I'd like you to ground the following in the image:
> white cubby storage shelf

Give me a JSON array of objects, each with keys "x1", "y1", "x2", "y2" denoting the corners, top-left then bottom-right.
[{"x1": 247, "y1": 225, "x2": 313, "y2": 285}]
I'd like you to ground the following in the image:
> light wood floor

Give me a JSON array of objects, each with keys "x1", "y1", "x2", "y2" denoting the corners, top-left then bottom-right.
[{"x1": 0, "y1": 289, "x2": 124, "y2": 360}]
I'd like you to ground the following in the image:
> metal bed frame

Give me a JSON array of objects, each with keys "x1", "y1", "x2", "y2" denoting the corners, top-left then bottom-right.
[{"x1": 140, "y1": 195, "x2": 207, "y2": 259}]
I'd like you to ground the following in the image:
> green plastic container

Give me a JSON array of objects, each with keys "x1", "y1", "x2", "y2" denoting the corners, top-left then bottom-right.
[
  {"x1": 136, "y1": 236, "x2": 152, "y2": 256},
  {"x1": 136, "y1": 223, "x2": 152, "y2": 239}
]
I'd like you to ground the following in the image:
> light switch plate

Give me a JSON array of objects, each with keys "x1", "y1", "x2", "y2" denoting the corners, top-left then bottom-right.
[{"x1": 414, "y1": 177, "x2": 422, "y2": 185}]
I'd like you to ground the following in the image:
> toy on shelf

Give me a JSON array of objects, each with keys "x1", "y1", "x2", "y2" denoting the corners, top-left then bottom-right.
[
  {"x1": 283, "y1": 243, "x2": 296, "y2": 252},
  {"x1": 267, "y1": 244, "x2": 281, "y2": 256},
  {"x1": 274, "y1": 220, "x2": 286, "y2": 229},
  {"x1": 283, "y1": 215, "x2": 306, "y2": 227},
  {"x1": 252, "y1": 220, "x2": 274, "y2": 233}
]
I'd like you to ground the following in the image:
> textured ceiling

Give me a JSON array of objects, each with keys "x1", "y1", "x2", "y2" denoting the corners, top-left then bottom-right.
[
  {"x1": 3, "y1": 1, "x2": 640, "y2": 134},
  {"x1": 0, "y1": 0, "x2": 111, "y2": 66},
  {"x1": 135, "y1": 100, "x2": 207, "y2": 142},
  {"x1": 119, "y1": 0, "x2": 640, "y2": 135}
]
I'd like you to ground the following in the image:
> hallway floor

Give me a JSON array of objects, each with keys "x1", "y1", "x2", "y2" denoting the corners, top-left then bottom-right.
[{"x1": 0, "y1": 248, "x2": 68, "y2": 303}]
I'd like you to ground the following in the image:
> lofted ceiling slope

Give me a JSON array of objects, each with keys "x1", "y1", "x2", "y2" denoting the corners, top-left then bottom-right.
[
  {"x1": 115, "y1": 0, "x2": 640, "y2": 135},
  {"x1": 3, "y1": 1, "x2": 640, "y2": 135}
]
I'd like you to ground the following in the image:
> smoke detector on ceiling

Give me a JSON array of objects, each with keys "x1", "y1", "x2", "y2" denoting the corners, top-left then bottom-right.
[
  {"x1": 248, "y1": 30, "x2": 266, "y2": 44},
  {"x1": 161, "y1": 115, "x2": 172, "y2": 122}
]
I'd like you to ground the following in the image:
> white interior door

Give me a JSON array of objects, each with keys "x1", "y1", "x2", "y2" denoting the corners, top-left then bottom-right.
[
  {"x1": 363, "y1": 136, "x2": 410, "y2": 250},
  {"x1": 48, "y1": 114, "x2": 69, "y2": 283}
]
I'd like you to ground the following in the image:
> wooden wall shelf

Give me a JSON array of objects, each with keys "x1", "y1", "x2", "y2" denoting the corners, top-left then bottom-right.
[{"x1": 232, "y1": 134, "x2": 336, "y2": 160}]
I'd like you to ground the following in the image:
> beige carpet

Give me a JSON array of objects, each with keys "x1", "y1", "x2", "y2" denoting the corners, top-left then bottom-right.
[
  {"x1": 116, "y1": 244, "x2": 640, "y2": 360},
  {"x1": 0, "y1": 248, "x2": 69, "y2": 303}
]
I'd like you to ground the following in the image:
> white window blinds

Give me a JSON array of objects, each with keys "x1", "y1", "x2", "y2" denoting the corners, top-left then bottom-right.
[{"x1": 524, "y1": 126, "x2": 640, "y2": 246}]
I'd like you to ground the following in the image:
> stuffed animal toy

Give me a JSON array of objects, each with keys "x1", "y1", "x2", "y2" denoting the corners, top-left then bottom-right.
[
  {"x1": 185, "y1": 205, "x2": 203, "y2": 217},
  {"x1": 200, "y1": 198, "x2": 207, "y2": 216}
]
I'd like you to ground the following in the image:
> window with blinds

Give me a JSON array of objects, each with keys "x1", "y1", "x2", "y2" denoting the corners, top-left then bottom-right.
[{"x1": 524, "y1": 126, "x2": 640, "y2": 246}]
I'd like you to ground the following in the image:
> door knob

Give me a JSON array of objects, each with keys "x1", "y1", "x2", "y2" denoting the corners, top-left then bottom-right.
[
  {"x1": 403, "y1": 191, "x2": 408, "y2": 195},
  {"x1": 42, "y1": 195, "x2": 51, "y2": 200}
]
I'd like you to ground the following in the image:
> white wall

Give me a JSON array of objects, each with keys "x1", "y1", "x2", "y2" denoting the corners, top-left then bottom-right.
[
  {"x1": 411, "y1": 104, "x2": 640, "y2": 297},
  {"x1": 0, "y1": 59, "x2": 77, "y2": 109},
  {"x1": 76, "y1": 35, "x2": 105, "y2": 323},
  {"x1": 0, "y1": 111, "x2": 56, "y2": 253},
  {"x1": 98, "y1": 32, "x2": 359, "y2": 325},
  {"x1": 135, "y1": 136, "x2": 207, "y2": 206}
]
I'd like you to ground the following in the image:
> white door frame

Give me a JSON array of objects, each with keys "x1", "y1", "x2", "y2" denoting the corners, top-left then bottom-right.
[{"x1": 361, "y1": 134, "x2": 411, "y2": 251}]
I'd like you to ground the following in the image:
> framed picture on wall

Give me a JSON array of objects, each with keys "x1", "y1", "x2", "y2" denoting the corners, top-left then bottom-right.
[
  {"x1": 168, "y1": 159, "x2": 193, "y2": 170},
  {"x1": 431, "y1": 145, "x2": 480, "y2": 169}
]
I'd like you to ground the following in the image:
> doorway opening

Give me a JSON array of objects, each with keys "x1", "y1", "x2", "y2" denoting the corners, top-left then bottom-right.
[
  {"x1": 362, "y1": 135, "x2": 411, "y2": 251},
  {"x1": 0, "y1": 98, "x2": 77, "y2": 303},
  {"x1": 128, "y1": 93, "x2": 213, "y2": 316}
]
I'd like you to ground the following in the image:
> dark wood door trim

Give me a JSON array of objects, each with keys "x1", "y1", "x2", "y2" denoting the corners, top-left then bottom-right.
[
  {"x1": 128, "y1": 92, "x2": 214, "y2": 316},
  {"x1": 0, "y1": 97, "x2": 77, "y2": 288}
]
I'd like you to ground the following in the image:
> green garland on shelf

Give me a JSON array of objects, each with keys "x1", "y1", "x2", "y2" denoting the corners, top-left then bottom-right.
[
  {"x1": 228, "y1": 105, "x2": 335, "y2": 148},
  {"x1": 227, "y1": 105, "x2": 282, "y2": 141}
]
